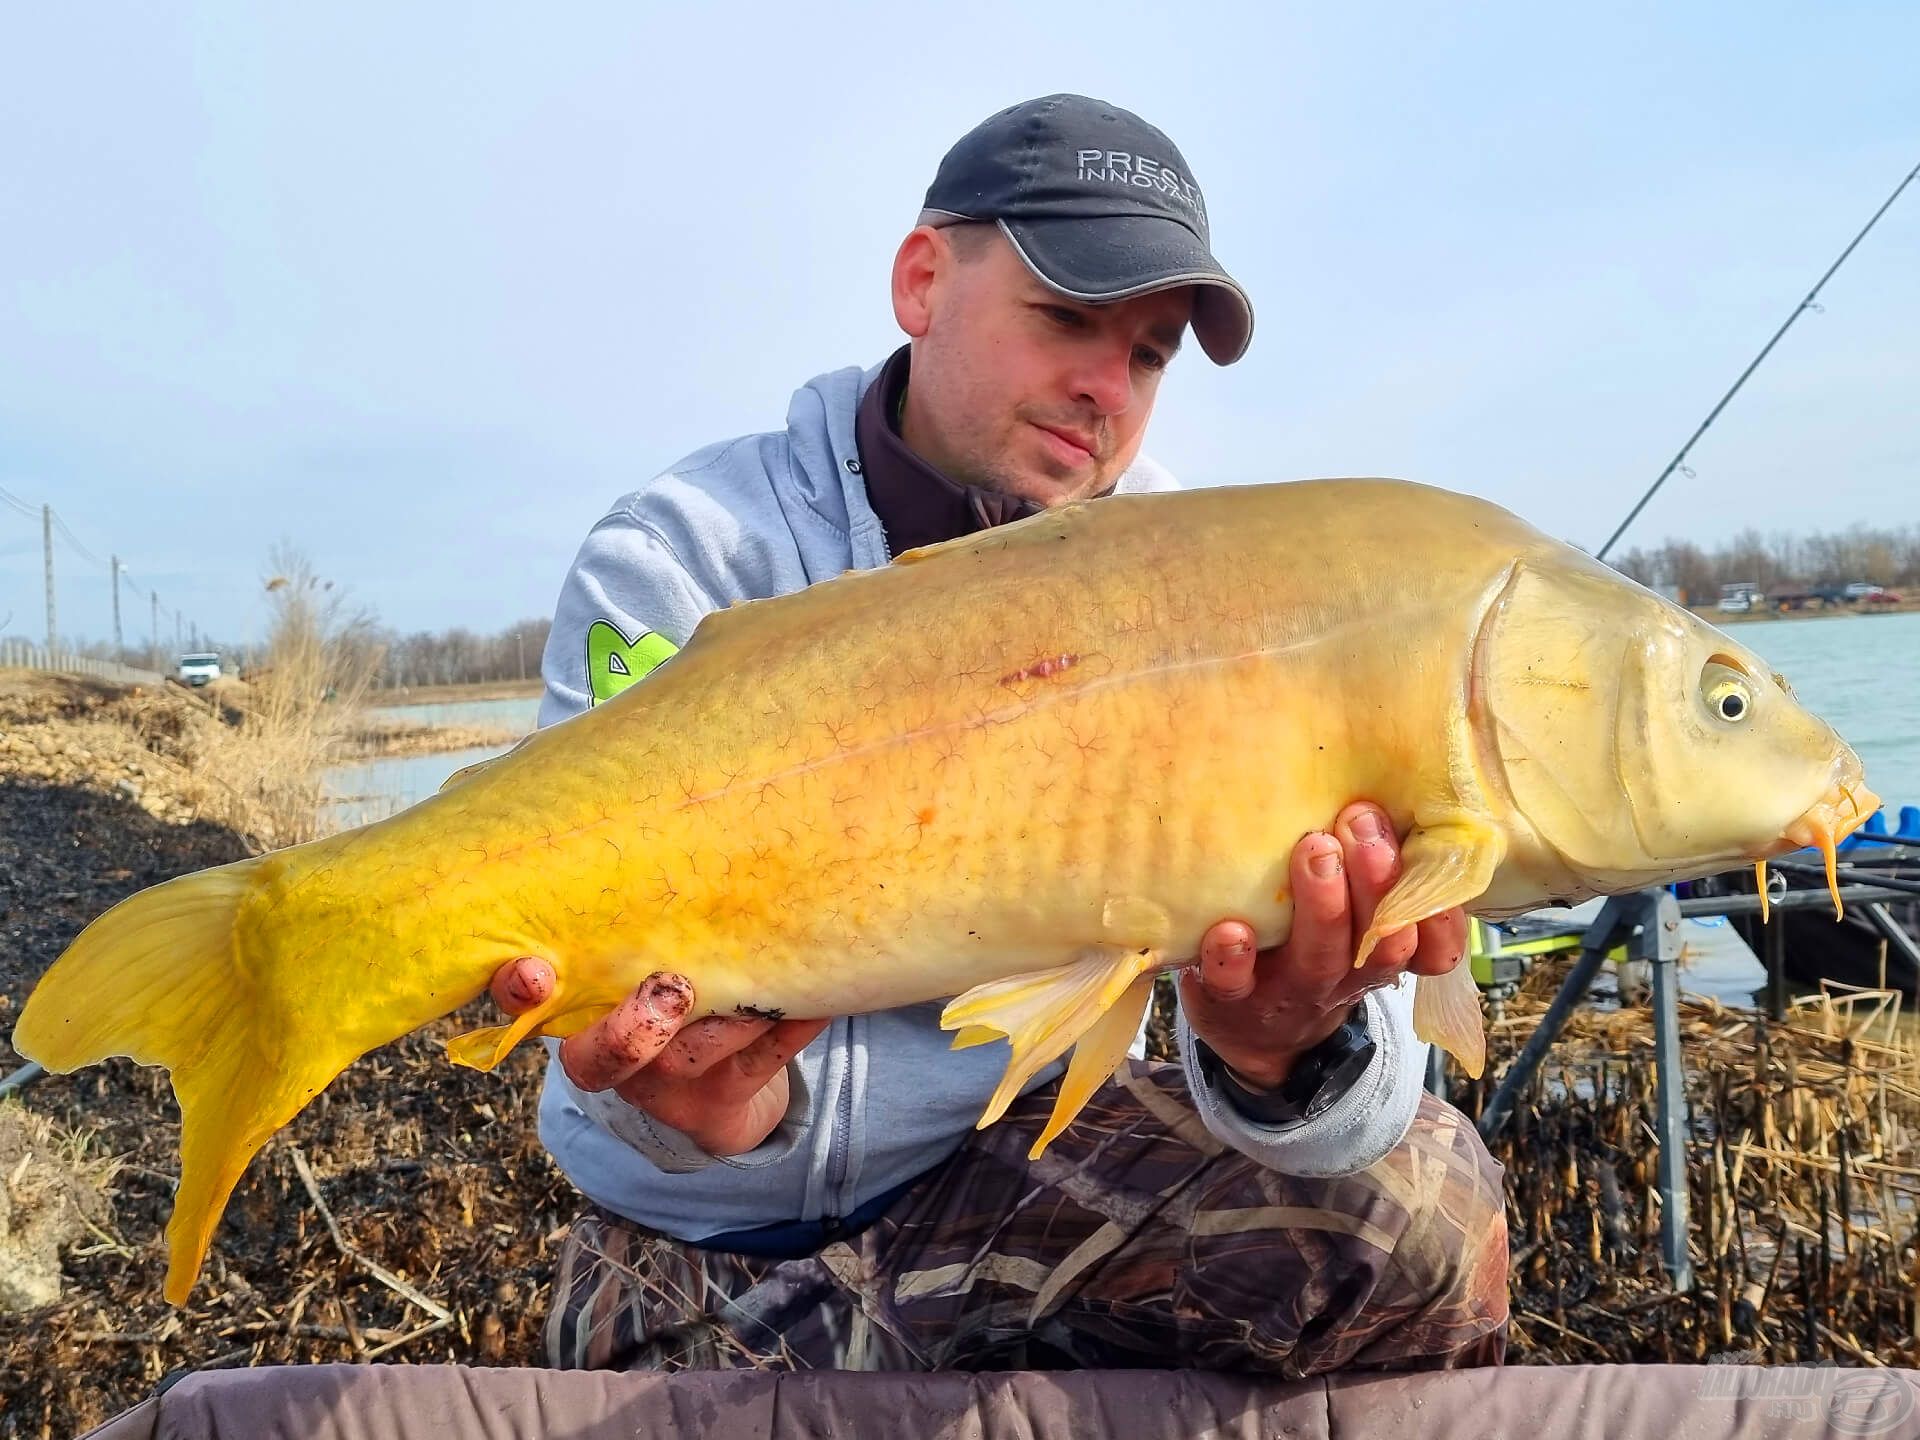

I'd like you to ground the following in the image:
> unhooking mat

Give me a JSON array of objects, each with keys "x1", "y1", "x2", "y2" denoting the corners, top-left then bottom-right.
[{"x1": 79, "y1": 1362, "x2": 1920, "y2": 1439}]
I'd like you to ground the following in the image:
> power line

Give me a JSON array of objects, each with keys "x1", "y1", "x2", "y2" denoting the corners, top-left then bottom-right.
[
  {"x1": 1596, "y1": 156, "x2": 1920, "y2": 561},
  {"x1": 2, "y1": 487, "x2": 117, "y2": 570},
  {"x1": 49, "y1": 509, "x2": 103, "y2": 568},
  {"x1": 0, "y1": 483, "x2": 200, "y2": 657}
]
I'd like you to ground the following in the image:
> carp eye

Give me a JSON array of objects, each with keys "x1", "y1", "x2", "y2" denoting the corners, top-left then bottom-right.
[{"x1": 1701, "y1": 662, "x2": 1754, "y2": 727}]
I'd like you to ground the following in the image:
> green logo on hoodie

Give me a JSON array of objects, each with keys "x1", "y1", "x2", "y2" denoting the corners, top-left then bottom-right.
[{"x1": 586, "y1": 620, "x2": 679, "y2": 706}]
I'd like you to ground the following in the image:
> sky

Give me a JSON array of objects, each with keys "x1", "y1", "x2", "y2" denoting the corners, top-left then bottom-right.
[{"x1": 2, "y1": 2, "x2": 1915, "y2": 651}]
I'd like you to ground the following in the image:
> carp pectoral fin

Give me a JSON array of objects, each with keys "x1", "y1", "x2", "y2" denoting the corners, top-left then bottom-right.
[
  {"x1": 941, "y1": 945, "x2": 1162, "y2": 1133},
  {"x1": 1029, "y1": 970, "x2": 1157, "y2": 1159},
  {"x1": 1356, "y1": 820, "x2": 1505, "y2": 966},
  {"x1": 445, "y1": 990, "x2": 566, "y2": 1071},
  {"x1": 1415, "y1": 959, "x2": 1488, "y2": 1080},
  {"x1": 1357, "y1": 819, "x2": 1503, "y2": 1080}
]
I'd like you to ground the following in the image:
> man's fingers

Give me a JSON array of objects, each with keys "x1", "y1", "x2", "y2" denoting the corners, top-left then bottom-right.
[
  {"x1": 615, "y1": 1017, "x2": 827, "y2": 1144},
  {"x1": 490, "y1": 956, "x2": 555, "y2": 1016},
  {"x1": 559, "y1": 974, "x2": 693, "y2": 1092},
  {"x1": 1192, "y1": 920, "x2": 1258, "y2": 1003},
  {"x1": 721, "y1": 1017, "x2": 829, "y2": 1094},
  {"x1": 1336, "y1": 801, "x2": 1398, "y2": 924},
  {"x1": 1282, "y1": 830, "x2": 1353, "y2": 982},
  {"x1": 1406, "y1": 909, "x2": 1470, "y2": 977},
  {"x1": 1337, "y1": 802, "x2": 1420, "y2": 971},
  {"x1": 651, "y1": 1014, "x2": 775, "y2": 1081}
]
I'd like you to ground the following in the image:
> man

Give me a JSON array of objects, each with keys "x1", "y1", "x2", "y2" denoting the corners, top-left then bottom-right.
[{"x1": 492, "y1": 94, "x2": 1509, "y2": 1376}]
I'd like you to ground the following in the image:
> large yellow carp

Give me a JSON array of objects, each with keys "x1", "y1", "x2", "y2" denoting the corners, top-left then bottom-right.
[{"x1": 14, "y1": 479, "x2": 1875, "y2": 1304}]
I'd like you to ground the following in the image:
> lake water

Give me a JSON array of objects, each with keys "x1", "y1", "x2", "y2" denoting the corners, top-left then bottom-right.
[
  {"x1": 324, "y1": 696, "x2": 542, "y2": 830},
  {"x1": 322, "y1": 612, "x2": 1920, "y2": 831},
  {"x1": 366, "y1": 696, "x2": 544, "y2": 732}
]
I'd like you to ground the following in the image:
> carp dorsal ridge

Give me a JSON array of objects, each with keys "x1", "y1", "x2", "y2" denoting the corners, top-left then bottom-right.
[
  {"x1": 939, "y1": 944, "x2": 1162, "y2": 1144},
  {"x1": 892, "y1": 504, "x2": 1087, "y2": 567},
  {"x1": 438, "y1": 733, "x2": 535, "y2": 794}
]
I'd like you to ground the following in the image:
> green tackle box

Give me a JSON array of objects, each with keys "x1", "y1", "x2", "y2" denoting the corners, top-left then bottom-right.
[{"x1": 1467, "y1": 914, "x2": 1632, "y2": 989}]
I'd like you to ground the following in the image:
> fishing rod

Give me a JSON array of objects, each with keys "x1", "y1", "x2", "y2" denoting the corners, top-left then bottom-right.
[{"x1": 1596, "y1": 156, "x2": 1920, "y2": 561}]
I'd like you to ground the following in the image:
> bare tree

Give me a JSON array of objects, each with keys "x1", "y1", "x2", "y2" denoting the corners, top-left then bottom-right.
[{"x1": 1606, "y1": 520, "x2": 1919, "y2": 598}]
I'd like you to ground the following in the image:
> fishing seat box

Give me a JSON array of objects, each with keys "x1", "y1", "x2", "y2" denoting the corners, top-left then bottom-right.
[{"x1": 80, "y1": 1362, "x2": 1920, "y2": 1438}]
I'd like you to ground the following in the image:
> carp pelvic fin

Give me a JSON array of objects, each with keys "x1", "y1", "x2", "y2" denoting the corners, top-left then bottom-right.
[
  {"x1": 1415, "y1": 959, "x2": 1488, "y2": 1081},
  {"x1": 1358, "y1": 819, "x2": 1504, "y2": 1080},
  {"x1": 1029, "y1": 970, "x2": 1158, "y2": 1160},
  {"x1": 940, "y1": 945, "x2": 1161, "y2": 1145}
]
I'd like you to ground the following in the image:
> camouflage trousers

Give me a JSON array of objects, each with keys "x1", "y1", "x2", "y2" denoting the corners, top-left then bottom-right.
[{"x1": 544, "y1": 1062, "x2": 1510, "y2": 1377}]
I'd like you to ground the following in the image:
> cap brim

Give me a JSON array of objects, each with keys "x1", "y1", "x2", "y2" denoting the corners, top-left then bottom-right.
[{"x1": 998, "y1": 214, "x2": 1254, "y2": 365}]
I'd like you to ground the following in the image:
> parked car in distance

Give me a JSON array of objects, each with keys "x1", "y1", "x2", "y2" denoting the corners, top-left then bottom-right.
[
  {"x1": 1843, "y1": 581, "x2": 1901, "y2": 604},
  {"x1": 177, "y1": 652, "x2": 223, "y2": 686}
]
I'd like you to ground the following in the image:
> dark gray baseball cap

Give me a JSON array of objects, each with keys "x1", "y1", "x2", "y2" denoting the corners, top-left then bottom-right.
[{"x1": 921, "y1": 94, "x2": 1253, "y2": 365}]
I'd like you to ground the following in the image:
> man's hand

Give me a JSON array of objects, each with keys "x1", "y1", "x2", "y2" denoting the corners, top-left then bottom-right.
[
  {"x1": 490, "y1": 959, "x2": 828, "y2": 1156},
  {"x1": 1180, "y1": 801, "x2": 1468, "y2": 1091}
]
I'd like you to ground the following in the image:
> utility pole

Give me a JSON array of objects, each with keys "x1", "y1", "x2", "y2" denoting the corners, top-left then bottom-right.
[
  {"x1": 42, "y1": 504, "x2": 56, "y2": 655},
  {"x1": 151, "y1": 590, "x2": 159, "y2": 667},
  {"x1": 175, "y1": 609, "x2": 182, "y2": 653},
  {"x1": 111, "y1": 555, "x2": 124, "y2": 660}
]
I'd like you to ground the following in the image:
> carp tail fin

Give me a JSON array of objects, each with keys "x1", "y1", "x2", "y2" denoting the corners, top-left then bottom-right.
[
  {"x1": 940, "y1": 946, "x2": 1160, "y2": 1152},
  {"x1": 12, "y1": 858, "x2": 349, "y2": 1305}
]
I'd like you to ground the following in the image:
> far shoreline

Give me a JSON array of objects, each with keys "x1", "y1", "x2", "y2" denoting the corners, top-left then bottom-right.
[
  {"x1": 365, "y1": 678, "x2": 543, "y2": 706},
  {"x1": 1692, "y1": 601, "x2": 1918, "y2": 626}
]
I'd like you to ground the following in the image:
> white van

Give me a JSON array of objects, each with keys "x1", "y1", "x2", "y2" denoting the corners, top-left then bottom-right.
[{"x1": 177, "y1": 653, "x2": 223, "y2": 686}]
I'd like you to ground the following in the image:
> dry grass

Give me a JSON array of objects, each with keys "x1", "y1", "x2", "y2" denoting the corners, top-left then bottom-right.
[
  {"x1": 177, "y1": 546, "x2": 385, "y2": 852},
  {"x1": 0, "y1": 1103, "x2": 120, "y2": 1315}
]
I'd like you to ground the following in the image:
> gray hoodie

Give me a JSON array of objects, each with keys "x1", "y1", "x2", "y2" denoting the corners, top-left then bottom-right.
[{"x1": 533, "y1": 359, "x2": 1431, "y2": 1244}]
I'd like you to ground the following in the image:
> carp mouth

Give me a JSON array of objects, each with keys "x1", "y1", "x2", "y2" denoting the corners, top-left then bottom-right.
[{"x1": 1756, "y1": 773, "x2": 1881, "y2": 922}]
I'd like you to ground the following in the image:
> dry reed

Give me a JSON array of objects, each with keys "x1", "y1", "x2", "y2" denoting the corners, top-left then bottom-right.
[
  {"x1": 180, "y1": 545, "x2": 385, "y2": 851},
  {"x1": 1458, "y1": 952, "x2": 1920, "y2": 1365}
]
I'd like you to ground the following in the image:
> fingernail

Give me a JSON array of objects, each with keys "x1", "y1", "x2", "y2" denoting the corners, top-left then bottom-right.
[
  {"x1": 641, "y1": 975, "x2": 692, "y2": 1019},
  {"x1": 1350, "y1": 811, "x2": 1383, "y2": 844},
  {"x1": 506, "y1": 962, "x2": 549, "y2": 1007},
  {"x1": 1226, "y1": 935, "x2": 1253, "y2": 958},
  {"x1": 1310, "y1": 848, "x2": 1342, "y2": 879}
]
